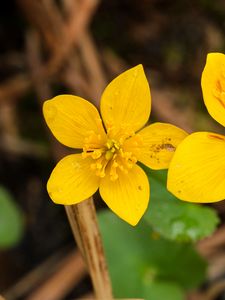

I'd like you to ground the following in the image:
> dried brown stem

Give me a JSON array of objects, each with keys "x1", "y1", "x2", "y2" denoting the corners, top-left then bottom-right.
[{"x1": 65, "y1": 199, "x2": 113, "y2": 299}]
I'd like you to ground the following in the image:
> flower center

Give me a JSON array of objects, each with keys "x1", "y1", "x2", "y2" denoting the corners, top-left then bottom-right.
[
  {"x1": 105, "y1": 139, "x2": 120, "y2": 160},
  {"x1": 82, "y1": 132, "x2": 138, "y2": 181}
]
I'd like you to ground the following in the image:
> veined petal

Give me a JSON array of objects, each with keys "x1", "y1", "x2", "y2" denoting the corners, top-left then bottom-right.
[
  {"x1": 167, "y1": 132, "x2": 225, "y2": 202},
  {"x1": 47, "y1": 154, "x2": 100, "y2": 205},
  {"x1": 43, "y1": 95, "x2": 106, "y2": 149},
  {"x1": 100, "y1": 65, "x2": 151, "y2": 133},
  {"x1": 99, "y1": 164, "x2": 150, "y2": 226},
  {"x1": 201, "y1": 53, "x2": 225, "y2": 127},
  {"x1": 124, "y1": 123, "x2": 188, "y2": 170}
]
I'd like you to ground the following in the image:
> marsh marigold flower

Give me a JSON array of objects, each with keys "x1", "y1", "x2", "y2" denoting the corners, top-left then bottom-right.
[
  {"x1": 168, "y1": 53, "x2": 225, "y2": 203},
  {"x1": 43, "y1": 65, "x2": 187, "y2": 225}
]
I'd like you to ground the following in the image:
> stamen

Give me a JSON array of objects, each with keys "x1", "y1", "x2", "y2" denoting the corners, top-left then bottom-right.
[
  {"x1": 109, "y1": 160, "x2": 119, "y2": 181},
  {"x1": 83, "y1": 128, "x2": 140, "y2": 180}
]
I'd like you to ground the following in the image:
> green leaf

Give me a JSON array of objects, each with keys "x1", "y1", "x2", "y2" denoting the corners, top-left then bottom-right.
[
  {"x1": 142, "y1": 167, "x2": 219, "y2": 242},
  {"x1": 98, "y1": 211, "x2": 206, "y2": 298},
  {"x1": 0, "y1": 186, "x2": 24, "y2": 248},
  {"x1": 143, "y1": 280, "x2": 184, "y2": 300}
]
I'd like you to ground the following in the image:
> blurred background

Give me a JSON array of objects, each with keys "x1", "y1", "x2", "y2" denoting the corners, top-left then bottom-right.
[{"x1": 1, "y1": 0, "x2": 225, "y2": 299}]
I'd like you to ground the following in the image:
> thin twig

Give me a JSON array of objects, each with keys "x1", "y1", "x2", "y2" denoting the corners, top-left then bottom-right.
[
  {"x1": 197, "y1": 225, "x2": 225, "y2": 258},
  {"x1": 78, "y1": 32, "x2": 107, "y2": 106},
  {"x1": 17, "y1": 0, "x2": 65, "y2": 53},
  {"x1": 0, "y1": 135, "x2": 48, "y2": 158},
  {"x1": 3, "y1": 248, "x2": 70, "y2": 300},
  {"x1": 46, "y1": 0, "x2": 99, "y2": 75},
  {"x1": 59, "y1": 51, "x2": 94, "y2": 99},
  {"x1": 18, "y1": 0, "x2": 99, "y2": 78},
  {"x1": 0, "y1": 75, "x2": 30, "y2": 104},
  {"x1": 204, "y1": 279, "x2": 225, "y2": 300},
  {"x1": 63, "y1": 0, "x2": 106, "y2": 106},
  {"x1": 26, "y1": 251, "x2": 86, "y2": 300}
]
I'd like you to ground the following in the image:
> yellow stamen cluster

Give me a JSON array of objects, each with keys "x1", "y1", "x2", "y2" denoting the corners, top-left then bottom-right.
[{"x1": 82, "y1": 128, "x2": 139, "y2": 181}]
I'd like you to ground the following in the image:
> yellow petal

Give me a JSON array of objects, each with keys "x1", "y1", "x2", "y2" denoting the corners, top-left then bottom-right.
[
  {"x1": 124, "y1": 122, "x2": 188, "y2": 170},
  {"x1": 99, "y1": 164, "x2": 150, "y2": 226},
  {"x1": 201, "y1": 52, "x2": 225, "y2": 127},
  {"x1": 100, "y1": 65, "x2": 151, "y2": 133},
  {"x1": 43, "y1": 95, "x2": 106, "y2": 149},
  {"x1": 167, "y1": 132, "x2": 225, "y2": 202},
  {"x1": 47, "y1": 154, "x2": 100, "y2": 205}
]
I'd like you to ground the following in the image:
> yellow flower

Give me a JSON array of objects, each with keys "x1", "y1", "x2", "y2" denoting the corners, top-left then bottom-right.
[
  {"x1": 43, "y1": 65, "x2": 187, "y2": 225},
  {"x1": 168, "y1": 53, "x2": 225, "y2": 203}
]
